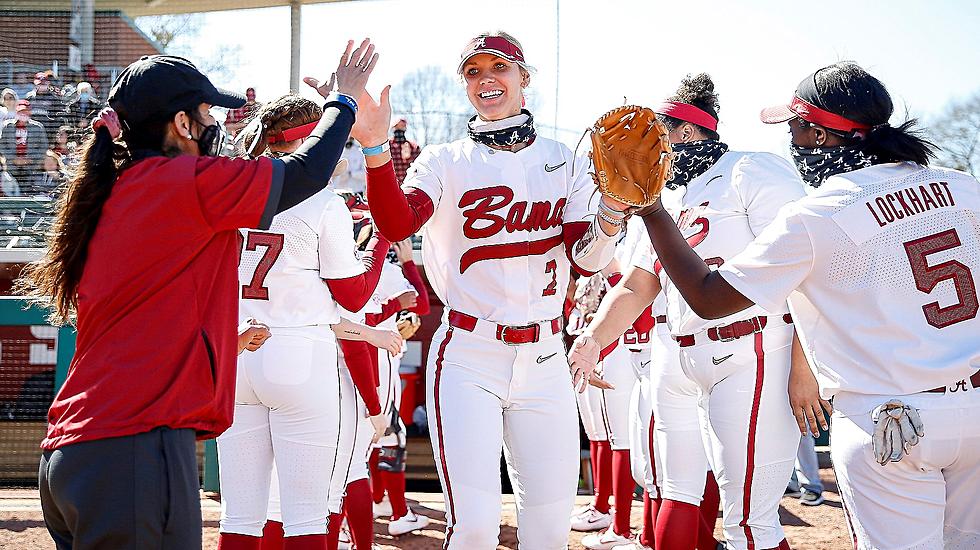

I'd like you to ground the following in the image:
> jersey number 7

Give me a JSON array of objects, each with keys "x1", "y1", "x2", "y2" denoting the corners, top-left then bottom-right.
[
  {"x1": 903, "y1": 228, "x2": 978, "y2": 328},
  {"x1": 239, "y1": 231, "x2": 285, "y2": 300}
]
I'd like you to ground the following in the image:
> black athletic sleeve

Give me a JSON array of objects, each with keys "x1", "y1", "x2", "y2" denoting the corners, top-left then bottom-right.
[{"x1": 270, "y1": 99, "x2": 355, "y2": 214}]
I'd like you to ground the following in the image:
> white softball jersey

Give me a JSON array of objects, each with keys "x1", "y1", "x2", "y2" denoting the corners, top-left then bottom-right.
[
  {"x1": 620, "y1": 216, "x2": 654, "y2": 350},
  {"x1": 238, "y1": 187, "x2": 363, "y2": 329},
  {"x1": 373, "y1": 259, "x2": 416, "y2": 332},
  {"x1": 634, "y1": 151, "x2": 806, "y2": 335},
  {"x1": 404, "y1": 136, "x2": 598, "y2": 325},
  {"x1": 720, "y1": 162, "x2": 980, "y2": 398}
]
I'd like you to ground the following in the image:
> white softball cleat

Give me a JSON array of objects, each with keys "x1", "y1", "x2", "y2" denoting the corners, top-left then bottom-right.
[
  {"x1": 373, "y1": 495, "x2": 393, "y2": 518},
  {"x1": 610, "y1": 536, "x2": 654, "y2": 550},
  {"x1": 581, "y1": 526, "x2": 632, "y2": 550},
  {"x1": 388, "y1": 510, "x2": 430, "y2": 536},
  {"x1": 571, "y1": 504, "x2": 613, "y2": 532}
]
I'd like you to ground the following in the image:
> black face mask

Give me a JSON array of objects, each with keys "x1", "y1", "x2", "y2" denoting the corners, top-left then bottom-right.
[
  {"x1": 393, "y1": 129, "x2": 406, "y2": 141},
  {"x1": 790, "y1": 144, "x2": 877, "y2": 187},
  {"x1": 665, "y1": 140, "x2": 728, "y2": 189},
  {"x1": 195, "y1": 121, "x2": 226, "y2": 157}
]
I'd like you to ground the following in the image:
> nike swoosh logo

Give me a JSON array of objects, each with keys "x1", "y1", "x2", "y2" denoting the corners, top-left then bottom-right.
[
  {"x1": 537, "y1": 352, "x2": 558, "y2": 364},
  {"x1": 705, "y1": 175, "x2": 723, "y2": 185},
  {"x1": 640, "y1": 361, "x2": 651, "y2": 367},
  {"x1": 544, "y1": 162, "x2": 566, "y2": 173},
  {"x1": 712, "y1": 354, "x2": 734, "y2": 365}
]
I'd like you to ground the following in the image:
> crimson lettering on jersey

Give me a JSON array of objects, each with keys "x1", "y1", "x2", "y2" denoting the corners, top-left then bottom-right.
[
  {"x1": 865, "y1": 181, "x2": 955, "y2": 228},
  {"x1": 654, "y1": 201, "x2": 711, "y2": 274},
  {"x1": 458, "y1": 185, "x2": 566, "y2": 273}
]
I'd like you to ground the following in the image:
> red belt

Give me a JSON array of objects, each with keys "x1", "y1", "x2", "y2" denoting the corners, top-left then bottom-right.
[
  {"x1": 447, "y1": 309, "x2": 562, "y2": 346},
  {"x1": 674, "y1": 314, "x2": 793, "y2": 348},
  {"x1": 923, "y1": 370, "x2": 980, "y2": 394}
]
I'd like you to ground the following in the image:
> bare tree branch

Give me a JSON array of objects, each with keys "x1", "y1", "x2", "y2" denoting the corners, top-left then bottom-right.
[
  {"x1": 389, "y1": 66, "x2": 471, "y2": 146},
  {"x1": 930, "y1": 92, "x2": 980, "y2": 177}
]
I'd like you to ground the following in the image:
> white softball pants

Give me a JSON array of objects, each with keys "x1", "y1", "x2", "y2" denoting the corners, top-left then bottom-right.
[
  {"x1": 679, "y1": 321, "x2": 798, "y2": 550},
  {"x1": 832, "y1": 386, "x2": 980, "y2": 550},
  {"x1": 217, "y1": 328, "x2": 341, "y2": 537},
  {"x1": 426, "y1": 324, "x2": 578, "y2": 550},
  {"x1": 650, "y1": 326, "x2": 710, "y2": 506}
]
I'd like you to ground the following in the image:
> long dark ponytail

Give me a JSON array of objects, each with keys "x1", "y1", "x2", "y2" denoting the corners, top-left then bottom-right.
[
  {"x1": 812, "y1": 62, "x2": 937, "y2": 165},
  {"x1": 16, "y1": 112, "x2": 171, "y2": 325}
]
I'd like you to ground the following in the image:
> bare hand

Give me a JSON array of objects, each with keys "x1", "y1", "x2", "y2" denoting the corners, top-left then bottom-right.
[
  {"x1": 393, "y1": 239, "x2": 414, "y2": 264},
  {"x1": 305, "y1": 38, "x2": 378, "y2": 100},
  {"x1": 367, "y1": 328, "x2": 403, "y2": 356},
  {"x1": 238, "y1": 318, "x2": 271, "y2": 354},
  {"x1": 350, "y1": 85, "x2": 392, "y2": 148},
  {"x1": 587, "y1": 369, "x2": 615, "y2": 390},
  {"x1": 368, "y1": 413, "x2": 388, "y2": 444},
  {"x1": 789, "y1": 363, "x2": 833, "y2": 436},
  {"x1": 395, "y1": 290, "x2": 418, "y2": 310},
  {"x1": 568, "y1": 334, "x2": 602, "y2": 393}
]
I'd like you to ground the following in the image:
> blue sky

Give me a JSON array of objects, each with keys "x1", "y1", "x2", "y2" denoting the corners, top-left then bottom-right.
[{"x1": 174, "y1": 0, "x2": 980, "y2": 155}]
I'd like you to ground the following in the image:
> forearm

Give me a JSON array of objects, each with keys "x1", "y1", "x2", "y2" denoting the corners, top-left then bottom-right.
[
  {"x1": 337, "y1": 339, "x2": 382, "y2": 415},
  {"x1": 401, "y1": 260, "x2": 430, "y2": 315},
  {"x1": 564, "y1": 220, "x2": 618, "y2": 276},
  {"x1": 325, "y1": 232, "x2": 391, "y2": 311},
  {"x1": 331, "y1": 317, "x2": 374, "y2": 341},
  {"x1": 640, "y1": 207, "x2": 752, "y2": 319},
  {"x1": 790, "y1": 330, "x2": 817, "y2": 381},
  {"x1": 276, "y1": 97, "x2": 356, "y2": 214},
  {"x1": 584, "y1": 282, "x2": 651, "y2": 348},
  {"x1": 365, "y1": 161, "x2": 432, "y2": 240}
]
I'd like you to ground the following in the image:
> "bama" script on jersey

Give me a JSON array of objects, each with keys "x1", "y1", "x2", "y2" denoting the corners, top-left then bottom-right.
[{"x1": 458, "y1": 185, "x2": 566, "y2": 273}]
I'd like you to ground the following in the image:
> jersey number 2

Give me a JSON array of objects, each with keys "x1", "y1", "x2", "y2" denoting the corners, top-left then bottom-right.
[
  {"x1": 241, "y1": 231, "x2": 285, "y2": 300},
  {"x1": 542, "y1": 260, "x2": 558, "y2": 296},
  {"x1": 903, "y1": 228, "x2": 978, "y2": 328}
]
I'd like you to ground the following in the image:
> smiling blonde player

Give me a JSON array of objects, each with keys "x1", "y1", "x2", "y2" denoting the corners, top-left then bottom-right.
[{"x1": 354, "y1": 31, "x2": 625, "y2": 549}]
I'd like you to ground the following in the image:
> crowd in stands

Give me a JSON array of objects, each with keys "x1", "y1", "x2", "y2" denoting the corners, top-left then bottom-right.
[{"x1": 0, "y1": 71, "x2": 102, "y2": 198}]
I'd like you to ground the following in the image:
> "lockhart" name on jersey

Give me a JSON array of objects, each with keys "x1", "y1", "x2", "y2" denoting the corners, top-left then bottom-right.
[{"x1": 865, "y1": 181, "x2": 955, "y2": 228}]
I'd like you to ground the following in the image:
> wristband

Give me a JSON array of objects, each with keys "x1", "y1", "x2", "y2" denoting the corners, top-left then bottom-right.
[
  {"x1": 361, "y1": 141, "x2": 390, "y2": 157},
  {"x1": 597, "y1": 198, "x2": 627, "y2": 221},
  {"x1": 326, "y1": 92, "x2": 358, "y2": 115},
  {"x1": 597, "y1": 209, "x2": 625, "y2": 227}
]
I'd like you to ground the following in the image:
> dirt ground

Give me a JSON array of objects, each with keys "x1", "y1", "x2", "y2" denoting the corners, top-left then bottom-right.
[{"x1": 1, "y1": 467, "x2": 849, "y2": 549}]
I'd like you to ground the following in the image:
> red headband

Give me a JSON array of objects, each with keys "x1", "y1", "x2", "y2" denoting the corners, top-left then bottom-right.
[
  {"x1": 788, "y1": 96, "x2": 871, "y2": 134},
  {"x1": 653, "y1": 101, "x2": 718, "y2": 132},
  {"x1": 267, "y1": 120, "x2": 319, "y2": 144}
]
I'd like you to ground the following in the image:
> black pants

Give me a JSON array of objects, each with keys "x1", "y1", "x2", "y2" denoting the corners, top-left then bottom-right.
[{"x1": 39, "y1": 427, "x2": 202, "y2": 550}]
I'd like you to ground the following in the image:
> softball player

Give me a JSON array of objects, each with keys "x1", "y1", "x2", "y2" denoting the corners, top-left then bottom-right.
[
  {"x1": 367, "y1": 239, "x2": 433, "y2": 536},
  {"x1": 569, "y1": 271, "x2": 616, "y2": 534},
  {"x1": 216, "y1": 92, "x2": 394, "y2": 550},
  {"x1": 571, "y1": 74, "x2": 805, "y2": 550},
  {"x1": 644, "y1": 62, "x2": 980, "y2": 550},
  {"x1": 352, "y1": 31, "x2": 627, "y2": 549}
]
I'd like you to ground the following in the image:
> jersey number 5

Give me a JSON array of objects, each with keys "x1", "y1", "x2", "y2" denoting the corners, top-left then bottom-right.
[
  {"x1": 241, "y1": 231, "x2": 285, "y2": 300},
  {"x1": 903, "y1": 228, "x2": 978, "y2": 328}
]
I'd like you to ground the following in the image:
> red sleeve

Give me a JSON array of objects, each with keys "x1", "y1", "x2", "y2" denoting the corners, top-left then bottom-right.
[
  {"x1": 632, "y1": 305, "x2": 655, "y2": 335},
  {"x1": 366, "y1": 161, "x2": 434, "y2": 241},
  {"x1": 365, "y1": 299, "x2": 401, "y2": 326},
  {"x1": 607, "y1": 272, "x2": 623, "y2": 286},
  {"x1": 563, "y1": 297, "x2": 575, "y2": 320},
  {"x1": 193, "y1": 156, "x2": 276, "y2": 231},
  {"x1": 401, "y1": 260, "x2": 430, "y2": 315},
  {"x1": 325, "y1": 232, "x2": 391, "y2": 311},
  {"x1": 338, "y1": 339, "x2": 381, "y2": 415},
  {"x1": 599, "y1": 339, "x2": 619, "y2": 361},
  {"x1": 562, "y1": 221, "x2": 595, "y2": 277}
]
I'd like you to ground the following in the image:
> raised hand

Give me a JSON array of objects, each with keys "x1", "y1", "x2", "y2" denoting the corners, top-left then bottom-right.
[
  {"x1": 351, "y1": 85, "x2": 392, "y2": 148},
  {"x1": 393, "y1": 239, "x2": 414, "y2": 264},
  {"x1": 304, "y1": 38, "x2": 379, "y2": 101}
]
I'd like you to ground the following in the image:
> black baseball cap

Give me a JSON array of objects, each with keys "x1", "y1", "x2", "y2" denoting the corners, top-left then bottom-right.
[{"x1": 108, "y1": 55, "x2": 245, "y2": 127}]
